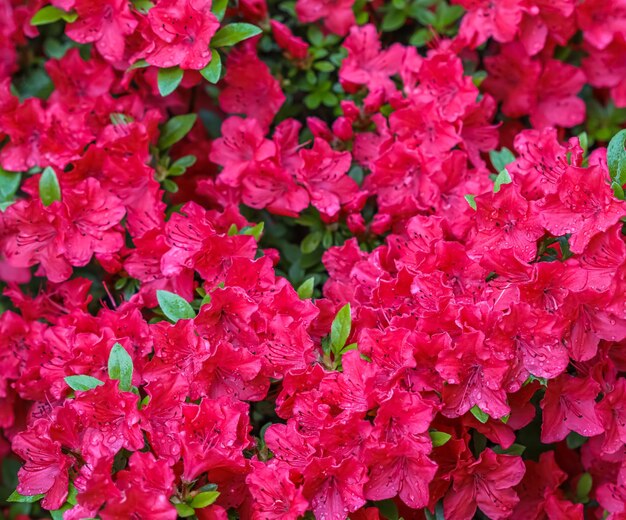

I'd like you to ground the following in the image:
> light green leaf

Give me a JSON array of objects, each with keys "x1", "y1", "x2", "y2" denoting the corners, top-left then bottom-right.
[
  {"x1": 301, "y1": 231, "x2": 322, "y2": 253},
  {"x1": 297, "y1": 277, "x2": 315, "y2": 299},
  {"x1": 174, "y1": 503, "x2": 195, "y2": 517},
  {"x1": 429, "y1": 431, "x2": 452, "y2": 447},
  {"x1": 39, "y1": 167, "x2": 61, "y2": 206},
  {"x1": 470, "y1": 405, "x2": 489, "y2": 424},
  {"x1": 158, "y1": 114, "x2": 197, "y2": 150},
  {"x1": 330, "y1": 303, "x2": 351, "y2": 354},
  {"x1": 157, "y1": 290, "x2": 196, "y2": 322},
  {"x1": 157, "y1": 66, "x2": 184, "y2": 96},
  {"x1": 493, "y1": 168, "x2": 512, "y2": 193},
  {"x1": 211, "y1": 23, "x2": 262, "y2": 47},
  {"x1": 382, "y1": 9, "x2": 407, "y2": 32},
  {"x1": 211, "y1": 0, "x2": 228, "y2": 20},
  {"x1": 0, "y1": 168, "x2": 20, "y2": 202},
  {"x1": 493, "y1": 443, "x2": 526, "y2": 456},
  {"x1": 240, "y1": 222, "x2": 264, "y2": 241},
  {"x1": 64, "y1": 375, "x2": 104, "y2": 392},
  {"x1": 190, "y1": 491, "x2": 220, "y2": 509},
  {"x1": 107, "y1": 343, "x2": 133, "y2": 392},
  {"x1": 132, "y1": 0, "x2": 154, "y2": 13},
  {"x1": 576, "y1": 472, "x2": 592, "y2": 502},
  {"x1": 31, "y1": 6, "x2": 77, "y2": 26},
  {"x1": 7, "y1": 490, "x2": 45, "y2": 503},
  {"x1": 200, "y1": 50, "x2": 222, "y2": 83},
  {"x1": 464, "y1": 194, "x2": 476, "y2": 210},
  {"x1": 607, "y1": 129, "x2": 626, "y2": 199},
  {"x1": 172, "y1": 155, "x2": 197, "y2": 169},
  {"x1": 489, "y1": 147, "x2": 515, "y2": 173},
  {"x1": 128, "y1": 59, "x2": 149, "y2": 70}
]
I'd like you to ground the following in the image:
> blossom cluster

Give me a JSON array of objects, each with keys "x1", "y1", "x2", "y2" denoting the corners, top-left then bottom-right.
[{"x1": 0, "y1": 0, "x2": 626, "y2": 519}]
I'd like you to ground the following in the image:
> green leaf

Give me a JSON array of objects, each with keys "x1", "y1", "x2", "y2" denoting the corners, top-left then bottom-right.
[
  {"x1": 7, "y1": 490, "x2": 44, "y2": 503},
  {"x1": 607, "y1": 129, "x2": 626, "y2": 199},
  {"x1": 576, "y1": 472, "x2": 592, "y2": 502},
  {"x1": 566, "y1": 431, "x2": 587, "y2": 450},
  {"x1": 157, "y1": 66, "x2": 184, "y2": 96},
  {"x1": 577, "y1": 131, "x2": 588, "y2": 155},
  {"x1": 13, "y1": 66, "x2": 53, "y2": 100},
  {"x1": 301, "y1": 231, "x2": 322, "y2": 253},
  {"x1": 158, "y1": 114, "x2": 197, "y2": 150},
  {"x1": 464, "y1": 194, "x2": 476, "y2": 210},
  {"x1": 39, "y1": 167, "x2": 61, "y2": 206},
  {"x1": 340, "y1": 342, "x2": 358, "y2": 354},
  {"x1": 162, "y1": 178, "x2": 179, "y2": 193},
  {"x1": 51, "y1": 505, "x2": 72, "y2": 520},
  {"x1": 307, "y1": 25, "x2": 324, "y2": 47},
  {"x1": 374, "y1": 499, "x2": 399, "y2": 520},
  {"x1": 470, "y1": 405, "x2": 489, "y2": 424},
  {"x1": 297, "y1": 277, "x2": 315, "y2": 299},
  {"x1": 409, "y1": 27, "x2": 433, "y2": 47},
  {"x1": 174, "y1": 503, "x2": 195, "y2": 517},
  {"x1": 211, "y1": 23, "x2": 262, "y2": 47},
  {"x1": 493, "y1": 168, "x2": 512, "y2": 193},
  {"x1": 211, "y1": 0, "x2": 228, "y2": 20},
  {"x1": 314, "y1": 61, "x2": 334, "y2": 72},
  {"x1": 107, "y1": 343, "x2": 133, "y2": 392},
  {"x1": 172, "y1": 155, "x2": 197, "y2": 169},
  {"x1": 241, "y1": 222, "x2": 264, "y2": 241},
  {"x1": 190, "y1": 491, "x2": 220, "y2": 509},
  {"x1": 330, "y1": 303, "x2": 351, "y2": 354},
  {"x1": 132, "y1": 0, "x2": 154, "y2": 13},
  {"x1": 492, "y1": 443, "x2": 526, "y2": 456},
  {"x1": 64, "y1": 375, "x2": 104, "y2": 392},
  {"x1": 304, "y1": 93, "x2": 321, "y2": 109},
  {"x1": 31, "y1": 5, "x2": 77, "y2": 25},
  {"x1": 489, "y1": 147, "x2": 515, "y2": 173},
  {"x1": 382, "y1": 9, "x2": 407, "y2": 31},
  {"x1": 0, "y1": 168, "x2": 20, "y2": 202},
  {"x1": 128, "y1": 59, "x2": 150, "y2": 70},
  {"x1": 429, "y1": 431, "x2": 452, "y2": 447},
  {"x1": 157, "y1": 290, "x2": 196, "y2": 322},
  {"x1": 67, "y1": 483, "x2": 78, "y2": 505},
  {"x1": 200, "y1": 50, "x2": 222, "y2": 83}
]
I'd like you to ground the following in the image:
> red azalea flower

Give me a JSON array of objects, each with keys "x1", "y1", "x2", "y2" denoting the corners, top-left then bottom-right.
[
  {"x1": 444, "y1": 449, "x2": 525, "y2": 520},
  {"x1": 576, "y1": 0, "x2": 626, "y2": 50},
  {"x1": 538, "y1": 164, "x2": 625, "y2": 254},
  {"x1": 296, "y1": 139, "x2": 359, "y2": 219},
  {"x1": 295, "y1": 0, "x2": 355, "y2": 36},
  {"x1": 303, "y1": 456, "x2": 368, "y2": 520},
  {"x1": 339, "y1": 24, "x2": 404, "y2": 99},
  {"x1": 512, "y1": 451, "x2": 582, "y2": 520},
  {"x1": 12, "y1": 420, "x2": 72, "y2": 510},
  {"x1": 583, "y1": 36, "x2": 626, "y2": 108},
  {"x1": 144, "y1": 0, "x2": 219, "y2": 70},
  {"x1": 364, "y1": 439, "x2": 437, "y2": 509},
  {"x1": 454, "y1": 0, "x2": 524, "y2": 47},
  {"x1": 469, "y1": 183, "x2": 544, "y2": 263},
  {"x1": 540, "y1": 375, "x2": 605, "y2": 443},
  {"x1": 270, "y1": 20, "x2": 309, "y2": 60},
  {"x1": 436, "y1": 331, "x2": 511, "y2": 420},
  {"x1": 219, "y1": 43, "x2": 285, "y2": 131},
  {"x1": 246, "y1": 459, "x2": 309, "y2": 520},
  {"x1": 62, "y1": 0, "x2": 138, "y2": 62},
  {"x1": 597, "y1": 379, "x2": 626, "y2": 454}
]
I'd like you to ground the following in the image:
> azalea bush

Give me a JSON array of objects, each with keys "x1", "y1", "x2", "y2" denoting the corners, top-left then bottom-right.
[{"x1": 1, "y1": 0, "x2": 626, "y2": 519}]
